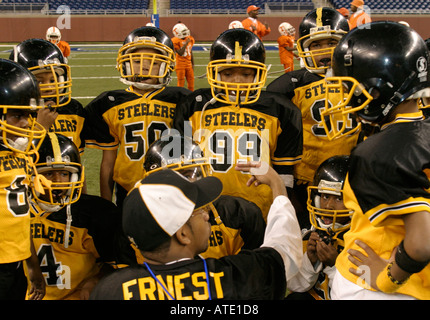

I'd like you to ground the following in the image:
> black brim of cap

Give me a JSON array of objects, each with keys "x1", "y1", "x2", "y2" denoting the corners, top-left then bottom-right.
[{"x1": 192, "y1": 176, "x2": 223, "y2": 209}]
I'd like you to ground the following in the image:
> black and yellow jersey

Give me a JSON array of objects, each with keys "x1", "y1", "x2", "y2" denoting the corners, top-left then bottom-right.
[
  {"x1": 83, "y1": 86, "x2": 191, "y2": 192},
  {"x1": 49, "y1": 98, "x2": 86, "y2": 154},
  {"x1": 173, "y1": 88, "x2": 303, "y2": 219},
  {"x1": 267, "y1": 69, "x2": 360, "y2": 183},
  {"x1": 0, "y1": 147, "x2": 32, "y2": 264},
  {"x1": 90, "y1": 247, "x2": 285, "y2": 300},
  {"x1": 336, "y1": 111, "x2": 430, "y2": 300},
  {"x1": 26, "y1": 194, "x2": 120, "y2": 300}
]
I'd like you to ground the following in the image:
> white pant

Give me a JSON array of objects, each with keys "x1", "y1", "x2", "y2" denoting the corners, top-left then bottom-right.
[{"x1": 331, "y1": 269, "x2": 417, "y2": 300}]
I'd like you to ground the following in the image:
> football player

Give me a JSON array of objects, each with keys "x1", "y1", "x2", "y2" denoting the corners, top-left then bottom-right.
[
  {"x1": 287, "y1": 155, "x2": 353, "y2": 300},
  {"x1": 0, "y1": 59, "x2": 47, "y2": 300},
  {"x1": 27, "y1": 133, "x2": 120, "y2": 299},
  {"x1": 83, "y1": 26, "x2": 190, "y2": 207},
  {"x1": 320, "y1": 21, "x2": 430, "y2": 300},
  {"x1": 173, "y1": 28, "x2": 303, "y2": 220},
  {"x1": 171, "y1": 23, "x2": 195, "y2": 91},
  {"x1": 139, "y1": 134, "x2": 266, "y2": 260},
  {"x1": 11, "y1": 39, "x2": 86, "y2": 155},
  {"x1": 90, "y1": 163, "x2": 303, "y2": 300},
  {"x1": 277, "y1": 22, "x2": 297, "y2": 73},
  {"x1": 267, "y1": 7, "x2": 360, "y2": 229},
  {"x1": 46, "y1": 26, "x2": 71, "y2": 59}
]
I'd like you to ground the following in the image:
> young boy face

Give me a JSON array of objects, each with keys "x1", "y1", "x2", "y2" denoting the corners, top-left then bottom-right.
[
  {"x1": 5, "y1": 109, "x2": 32, "y2": 141},
  {"x1": 39, "y1": 169, "x2": 71, "y2": 203},
  {"x1": 309, "y1": 38, "x2": 339, "y2": 68},
  {"x1": 130, "y1": 47, "x2": 162, "y2": 86},
  {"x1": 219, "y1": 67, "x2": 257, "y2": 98}
]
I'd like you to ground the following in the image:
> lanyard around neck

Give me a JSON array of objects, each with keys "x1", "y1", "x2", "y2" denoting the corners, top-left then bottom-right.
[{"x1": 143, "y1": 258, "x2": 212, "y2": 300}]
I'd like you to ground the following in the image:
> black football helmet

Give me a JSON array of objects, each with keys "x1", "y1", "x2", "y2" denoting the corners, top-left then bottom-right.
[
  {"x1": 0, "y1": 58, "x2": 46, "y2": 154},
  {"x1": 321, "y1": 21, "x2": 430, "y2": 139},
  {"x1": 296, "y1": 7, "x2": 349, "y2": 73},
  {"x1": 31, "y1": 133, "x2": 84, "y2": 209},
  {"x1": 207, "y1": 28, "x2": 267, "y2": 105},
  {"x1": 117, "y1": 26, "x2": 176, "y2": 90},
  {"x1": 10, "y1": 38, "x2": 72, "y2": 107},
  {"x1": 307, "y1": 155, "x2": 353, "y2": 237},
  {"x1": 143, "y1": 134, "x2": 211, "y2": 180}
]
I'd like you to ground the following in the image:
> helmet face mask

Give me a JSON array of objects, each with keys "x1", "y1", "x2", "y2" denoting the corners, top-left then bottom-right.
[
  {"x1": 307, "y1": 155, "x2": 353, "y2": 236},
  {"x1": 207, "y1": 29, "x2": 267, "y2": 105},
  {"x1": 307, "y1": 185, "x2": 353, "y2": 235},
  {"x1": 320, "y1": 76, "x2": 371, "y2": 140},
  {"x1": 0, "y1": 59, "x2": 46, "y2": 155},
  {"x1": 46, "y1": 26, "x2": 61, "y2": 44},
  {"x1": 296, "y1": 7, "x2": 349, "y2": 73},
  {"x1": 30, "y1": 62, "x2": 72, "y2": 108},
  {"x1": 321, "y1": 21, "x2": 430, "y2": 140},
  {"x1": 1, "y1": 108, "x2": 45, "y2": 154},
  {"x1": 11, "y1": 39, "x2": 72, "y2": 108},
  {"x1": 31, "y1": 133, "x2": 84, "y2": 209},
  {"x1": 117, "y1": 28, "x2": 176, "y2": 90}
]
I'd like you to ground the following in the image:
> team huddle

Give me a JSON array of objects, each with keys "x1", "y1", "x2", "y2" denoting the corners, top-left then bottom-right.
[{"x1": 0, "y1": 5, "x2": 429, "y2": 301}]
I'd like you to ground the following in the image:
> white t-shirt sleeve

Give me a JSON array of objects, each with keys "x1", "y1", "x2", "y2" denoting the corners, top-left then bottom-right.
[{"x1": 261, "y1": 195, "x2": 303, "y2": 281}]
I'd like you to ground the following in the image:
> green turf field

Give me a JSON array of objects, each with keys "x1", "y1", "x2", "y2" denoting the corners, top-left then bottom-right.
[{"x1": 0, "y1": 43, "x2": 301, "y2": 197}]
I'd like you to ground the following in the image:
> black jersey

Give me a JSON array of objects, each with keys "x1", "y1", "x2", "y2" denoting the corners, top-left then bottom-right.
[
  {"x1": 115, "y1": 195, "x2": 266, "y2": 265},
  {"x1": 90, "y1": 247, "x2": 285, "y2": 300}
]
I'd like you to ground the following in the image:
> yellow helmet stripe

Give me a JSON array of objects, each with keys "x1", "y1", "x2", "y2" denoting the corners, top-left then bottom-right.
[
  {"x1": 234, "y1": 41, "x2": 242, "y2": 60},
  {"x1": 316, "y1": 7, "x2": 323, "y2": 27},
  {"x1": 48, "y1": 132, "x2": 62, "y2": 163}
]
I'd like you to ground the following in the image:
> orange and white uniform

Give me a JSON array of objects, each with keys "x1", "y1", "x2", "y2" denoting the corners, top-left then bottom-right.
[
  {"x1": 242, "y1": 18, "x2": 271, "y2": 40},
  {"x1": 278, "y1": 35, "x2": 295, "y2": 73},
  {"x1": 172, "y1": 36, "x2": 195, "y2": 91},
  {"x1": 56, "y1": 41, "x2": 71, "y2": 58}
]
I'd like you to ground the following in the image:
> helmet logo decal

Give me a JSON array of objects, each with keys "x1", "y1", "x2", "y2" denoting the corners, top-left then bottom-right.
[{"x1": 417, "y1": 56, "x2": 428, "y2": 82}]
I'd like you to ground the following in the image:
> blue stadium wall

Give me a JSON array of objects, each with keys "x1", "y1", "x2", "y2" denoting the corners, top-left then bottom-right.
[{"x1": 0, "y1": 15, "x2": 429, "y2": 42}]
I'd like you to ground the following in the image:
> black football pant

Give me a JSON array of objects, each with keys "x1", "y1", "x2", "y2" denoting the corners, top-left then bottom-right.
[{"x1": 0, "y1": 261, "x2": 27, "y2": 300}]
